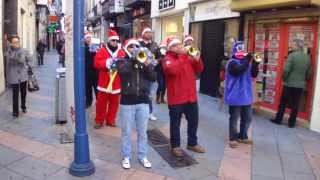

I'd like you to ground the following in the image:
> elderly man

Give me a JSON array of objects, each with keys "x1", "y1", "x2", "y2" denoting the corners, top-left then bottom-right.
[{"x1": 271, "y1": 39, "x2": 312, "y2": 128}]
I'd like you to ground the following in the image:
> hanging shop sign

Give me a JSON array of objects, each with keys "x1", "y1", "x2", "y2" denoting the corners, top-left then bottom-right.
[
  {"x1": 190, "y1": 0, "x2": 239, "y2": 22},
  {"x1": 159, "y1": 0, "x2": 175, "y2": 11}
]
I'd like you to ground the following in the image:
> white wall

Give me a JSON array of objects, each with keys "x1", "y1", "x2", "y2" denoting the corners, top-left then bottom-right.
[
  {"x1": 310, "y1": 25, "x2": 320, "y2": 132},
  {"x1": 17, "y1": 0, "x2": 36, "y2": 65},
  {"x1": 64, "y1": 0, "x2": 75, "y2": 136},
  {"x1": 0, "y1": 0, "x2": 5, "y2": 94}
]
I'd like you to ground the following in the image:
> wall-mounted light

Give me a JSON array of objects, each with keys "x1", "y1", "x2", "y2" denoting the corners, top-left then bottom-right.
[{"x1": 166, "y1": 22, "x2": 178, "y2": 33}]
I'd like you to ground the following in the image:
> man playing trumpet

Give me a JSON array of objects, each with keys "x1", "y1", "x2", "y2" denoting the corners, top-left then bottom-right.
[{"x1": 162, "y1": 36, "x2": 205, "y2": 157}]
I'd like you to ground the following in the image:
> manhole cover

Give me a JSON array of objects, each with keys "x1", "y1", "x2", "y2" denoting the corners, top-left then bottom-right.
[{"x1": 147, "y1": 129, "x2": 198, "y2": 169}]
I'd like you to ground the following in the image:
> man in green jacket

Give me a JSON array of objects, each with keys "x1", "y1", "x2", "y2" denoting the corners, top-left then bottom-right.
[{"x1": 271, "y1": 39, "x2": 312, "y2": 128}]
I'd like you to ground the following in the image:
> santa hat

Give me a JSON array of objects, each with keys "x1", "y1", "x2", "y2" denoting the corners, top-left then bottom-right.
[
  {"x1": 167, "y1": 36, "x2": 181, "y2": 49},
  {"x1": 183, "y1": 34, "x2": 194, "y2": 44},
  {"x1": 159, "y1": 38, "x2": 168, "y2": 48},
  {"x1": 107, "y1": 30, "x2": 119, "y2": 41},
  {"x1": 123, "y1": 38, "x2": 140, "y2": 56},
  {"x1": 84, "y1": 31, "x2": 93, "y2": 39},
  {"x1": 141, "y1": 27, "x2": 152, "y2": 36}
]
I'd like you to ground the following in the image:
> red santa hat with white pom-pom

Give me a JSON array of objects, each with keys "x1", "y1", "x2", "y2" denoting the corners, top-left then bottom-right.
[
  {"x1": 122, "y1": 38, "x2": 140, "y2": 57},
  {"x1": 166, "y1": 36, "x2": 181, "y2": 49},
  {"x1": 183, "y1": 34, "x2": 194, "y2": 44},
  {"x1": 107, "y1": 29, "x2": 120, "y2": 42}
]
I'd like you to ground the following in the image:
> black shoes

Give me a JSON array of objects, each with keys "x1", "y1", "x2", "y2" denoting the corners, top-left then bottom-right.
[{"x1": 22, "y1": 108, "x2": 27, "y2": 113}]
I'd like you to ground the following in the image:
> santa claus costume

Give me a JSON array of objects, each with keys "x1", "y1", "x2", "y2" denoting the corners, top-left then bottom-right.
[{"x1": 94, "y1": 30, "x2": 126, "y2": 128}]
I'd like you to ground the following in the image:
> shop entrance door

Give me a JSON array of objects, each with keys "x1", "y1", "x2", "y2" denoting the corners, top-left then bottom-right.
[
  {"x1": 200, "y1": 20, "x2": 225, "y2": 97},
  {"x1": 249, "y1": 22, "x2": 318, "y2": 120}
]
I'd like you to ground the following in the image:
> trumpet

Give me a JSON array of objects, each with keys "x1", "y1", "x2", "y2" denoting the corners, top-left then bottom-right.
[
  {"x1": 244, "y1": 52, "x2": 263, "y2": 63},
  {"x1": 185, "y1": 46, "x2": 199, "y2": 57},
  {"x1": 136, "y1": 49, "x2": 148, "y2": 63},
  {"x1": 254, "y1": 53, "x2": 263, "y2": 63}
]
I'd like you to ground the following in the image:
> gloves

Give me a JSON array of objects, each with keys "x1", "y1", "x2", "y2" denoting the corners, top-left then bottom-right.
[{"x1": 106, "y1": 58, "x2": 113, "y2": 69}]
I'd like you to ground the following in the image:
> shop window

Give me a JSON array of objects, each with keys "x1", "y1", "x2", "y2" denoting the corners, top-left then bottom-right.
[{"x1": 161, "y1": 15, "x2": 184, "y2": 40}]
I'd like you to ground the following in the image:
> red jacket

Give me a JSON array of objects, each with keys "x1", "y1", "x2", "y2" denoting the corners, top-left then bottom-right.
[
  {"x1": 94, "y1": 46, "x2": 126, "y2": 94},
  {"x1": 162, "y1": 51, "x2": 204, "y2": 105}
]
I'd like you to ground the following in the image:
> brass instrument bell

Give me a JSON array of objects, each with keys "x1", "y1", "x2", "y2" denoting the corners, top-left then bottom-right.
[
  {"x1": 136, "y1": 50, "x2": 148, "y2": 63},
  {"x1": 254, "y1": 53, "x2": 263, "y2": 63},
  {"x1": 186, "y1": 46, "x2": 199, "y2": 57}
]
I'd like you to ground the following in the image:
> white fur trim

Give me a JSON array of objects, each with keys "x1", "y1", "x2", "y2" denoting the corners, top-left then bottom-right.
[
  {"x1": 142, "y1": 28, "x2": 152, "y2": 36},
  {"x1": 124, "y1": 39, "x2": 140, "y2": 50},
  {"x1": 106, "y1": 45, "x2": 121, "y2": 59},
  {"x1": 168, "y1": 39, "x2": 181, "y2": 49},
  {"x1": 97, "y1": 86, "x2": 121, "y2": 94},
  {"x1": 183, "y1": 36, "x2": 193, "y2": 43},
  {"x1": 108, "y1": 36, "x2": 119, "y2": 41}
]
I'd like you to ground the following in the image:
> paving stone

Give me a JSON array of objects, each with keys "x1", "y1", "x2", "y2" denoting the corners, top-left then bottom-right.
[
  {"x1": 252, "y1": 154, "x2": 283, "y2": 178},
  {"x1": 7, "y1": 156, "x2": 63, "y2": 180},
  {"x1": 281, "y1": 153, "x2": 313, "y2": 174},
  {"x1": 176, "y1": 164, "x2": 214, "y2": 180},
  {"x1": 196, "y1": 174, "x2": 219, "y2": 180},
  {"x1": 0, "y1": 145, "x2": 27, "y2": 166},
  {"x1": 0, "y1": 168, "x2": 33, "y2": 180},
  {"x1": 93, "y1": 159, "x2": 135, "y2": 180},
  {"x1": 285, "y1": 172, "x2": 316, "y2": 180},
  {"x1": 252, "y1": 175, "x2": 284, "y2": 180},
  {"x1": 45, "y1": 168, "x2": 102, "y2": 180}
]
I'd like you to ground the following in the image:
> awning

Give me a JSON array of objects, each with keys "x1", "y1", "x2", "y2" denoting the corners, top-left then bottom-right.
[
  {"x1": 230, "y1": 0, "x2": 320, "y2": 11},
  {"x1": 125, "y1": 0, "x2": 150, "y2": 8}
]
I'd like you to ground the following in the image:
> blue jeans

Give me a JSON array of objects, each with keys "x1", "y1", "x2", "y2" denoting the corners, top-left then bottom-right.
[
  {"x1": 148, "y1": 81, "x2": 158, "y2": 113},
  {"x1": 228, "y1": 105, "x2": 252, "y2": 141},
  {"x1": 119, "y1": 104, "x2": 149, "y2": 160}
]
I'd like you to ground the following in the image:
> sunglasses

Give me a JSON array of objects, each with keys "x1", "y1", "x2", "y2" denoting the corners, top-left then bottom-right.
[
  {"x1": 110, "y1": 39, "x2": 120, "y2": 43},
  {"x1": 128, "y1": 44, "x2": 139, "y2": 49}
]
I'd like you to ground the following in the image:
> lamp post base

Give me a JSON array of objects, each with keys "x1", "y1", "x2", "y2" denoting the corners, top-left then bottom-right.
[{"x1": 69, "y1": 160, "x2": 95, "y2": 177}]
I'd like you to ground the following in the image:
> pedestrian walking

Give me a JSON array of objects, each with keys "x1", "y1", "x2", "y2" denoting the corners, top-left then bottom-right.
[
  {"x1": 162, "y1": 36, "x2": 205, "y2": 157},
  {"x1": 84, "y1": 32, "x2": 98, "y2": 108},
  {"x1": 270, "y1": 39, "x2": 312, "y2": 128},
  {"x1": 117, "y1": 38, "x2": 156, "y2": 169},
  {"x1": 139, "y1": 27, "x2": 159, "y2": 121},
  {"x1": 5, "y1": 35, "x2": 32, "y2": 117},
  {"x1": 56, "y1": 37, "x2": 65, "y2": 67},
  {"x1": 36, "y1": 39, "x2": 46, "y2": 66},
  {"x1": 94, "y1": 30, "x2": 126, "y2": 128},
  {"x1": 224, "y1": 41, "x2": 259, "y2": 148}
]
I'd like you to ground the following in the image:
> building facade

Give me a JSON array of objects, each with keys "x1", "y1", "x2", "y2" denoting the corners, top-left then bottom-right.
[{"x1": 0, "y1": 0, "x2": 5, "y2": 94}]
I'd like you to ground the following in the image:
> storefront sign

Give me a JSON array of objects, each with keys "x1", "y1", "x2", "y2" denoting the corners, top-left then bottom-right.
[
  {"x1": 190, "y1": 0, "x2": 239, "y2": 22},
  {"x1": 37, "y1": 0, "x2": 48, "y2": 6},
  {"x1": 159, "y1": 0, "x2": 175, "y2": 11}
]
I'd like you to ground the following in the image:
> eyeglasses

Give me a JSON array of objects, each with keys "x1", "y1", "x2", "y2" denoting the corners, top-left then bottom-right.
[{"x1": 128, "y1": 45, "x2": 139, "y2": 49}]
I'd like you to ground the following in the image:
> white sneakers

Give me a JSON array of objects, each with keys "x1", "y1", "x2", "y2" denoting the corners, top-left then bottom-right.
[
  {"x1": 121, "y1": 157, "x2": 152, "y2": 169},
  {"x1": 149, "y1": 114, "x2": 157, "y2": 121},
  {"x1": 122, "y1": 157, "x2": 131, "y2": 169},
  {"x1": 139, "y1": 158, "x2": 152, "y2": 168}
]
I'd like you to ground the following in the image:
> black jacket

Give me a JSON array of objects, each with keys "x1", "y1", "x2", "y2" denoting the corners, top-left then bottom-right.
[{"x1": 117, "y1": 56, "x2": 157, "y2": 105}]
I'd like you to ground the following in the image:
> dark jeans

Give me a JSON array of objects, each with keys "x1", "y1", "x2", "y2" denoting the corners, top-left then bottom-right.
[
  {"x1": 85, "y1": 71, "x2": 98, "y2": 107},
  {"x1": 11, "y1": 81, "x2": 27, "y2": 114},
  {"x1": 274, "y1": 86, "x2": 303, "y2": 126},
  {"x1": 169, "y1": 102, "x2": 199, "y2": 148},
  {"x1": 38, "y1": 53, "x2": 44, "y2": 65},
  {"x1": 156, "y1": 71, "x2": 166, "y2": 97},
  {"x1": 229, "y1": 105, "x2": 252, "y2": 141}
]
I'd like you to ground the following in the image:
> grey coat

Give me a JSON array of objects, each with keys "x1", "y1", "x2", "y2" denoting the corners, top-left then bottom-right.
[{"x1": 5, "y1": 47, "x2": 32, "y2": 84}]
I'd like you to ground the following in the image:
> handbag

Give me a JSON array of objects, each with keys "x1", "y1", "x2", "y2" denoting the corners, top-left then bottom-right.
[{"x1": 27, "y1": 66, "x2": 40, "y2": 92}]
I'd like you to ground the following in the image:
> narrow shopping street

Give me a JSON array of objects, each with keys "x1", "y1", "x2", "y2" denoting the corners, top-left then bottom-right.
[{"x1": 0, "y1": 51, "x2": 318, "y2": 180}]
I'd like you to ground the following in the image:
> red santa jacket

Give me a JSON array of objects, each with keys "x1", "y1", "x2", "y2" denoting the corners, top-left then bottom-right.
[
  {"x1": 94, "y1": 45, "x2": 126, "y2": 94},
  {"x1": 162, "y1": 51, "x2": 204, "y2": 105}
]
